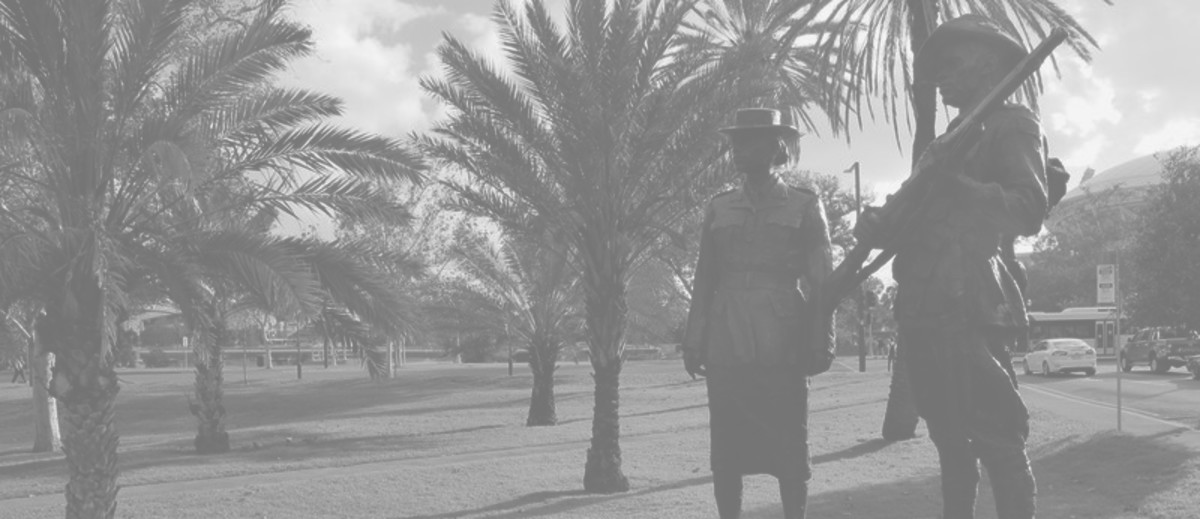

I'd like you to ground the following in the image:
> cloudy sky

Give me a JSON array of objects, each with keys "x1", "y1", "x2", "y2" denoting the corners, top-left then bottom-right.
[{"x1": 275, "y1": 0, "x2": 1200, "y2": 206}]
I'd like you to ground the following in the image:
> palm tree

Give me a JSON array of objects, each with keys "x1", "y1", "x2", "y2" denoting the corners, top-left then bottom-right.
[
  {"x1": 678, "y1": 0, "x2": 853, "y2": 134},
  {"x1": 811, "y1": 0, "x2": 1103, "y2": 439},
  {"x1": 448, "y1": 223, "x2": 579, "y2": 426},
  {"x1": 141, "y1": 227, "x2": 417, "y2": 454},
  {"x1": 417, "y1": 0, "x2": 742, "y2": 492},
  {"x1": 0, "y1": 0, "x2": 422, "y2": 514},
  {"x1": 820, "y1": 0, "x2": 1101, "y2": 156}
]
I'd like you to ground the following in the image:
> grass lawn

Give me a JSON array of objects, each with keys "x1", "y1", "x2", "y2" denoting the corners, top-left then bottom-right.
[{"x1": 1, "y1": 359, "x2": 1198, "y2": 518}]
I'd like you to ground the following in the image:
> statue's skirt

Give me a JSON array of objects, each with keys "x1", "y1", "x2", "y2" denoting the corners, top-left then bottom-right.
[{"x1": 705, "y1": 364, "x2": 810, "y2": 480}]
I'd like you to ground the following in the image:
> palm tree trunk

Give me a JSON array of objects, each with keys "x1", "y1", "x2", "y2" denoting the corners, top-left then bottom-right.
[
  {"x1": 43, "y1": 272, "x2": 121, "y2": 518},
  {"x1": 323, "y1": 331, "x2": 332, "y2": 368},
  {"x1": 15, "y1": 317, "x2": 61, "y2": 453},
  {"x1": 908, "y1": 0, "x2": 939, "y2": 162},
  {"x1": 878, "y1": 0, "x2": 940, "y2": 441},
  {"x1": 526, "y1": 339, "x2": 559, "y2": 426},
  {"x1": 387, "y1": 340, "x2": 396, "y2": 378},
  {"x1": 31, "y1": 348, "x2": 62, "y2": 453},
  {"x1": 192, "y1": 321, "x2": 230, "y2": 454},
  {"x1": 582, "y1": 269, "x2": 630, "y2": 493}
]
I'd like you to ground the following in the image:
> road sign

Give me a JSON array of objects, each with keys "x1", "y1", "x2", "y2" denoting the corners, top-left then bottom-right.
[{"x1": 1097, "y1": 264, "x2": 1116, "y2": 305}]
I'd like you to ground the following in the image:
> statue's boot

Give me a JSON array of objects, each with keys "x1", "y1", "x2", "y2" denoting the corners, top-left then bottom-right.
[
  {"x1": 714, "y1": 471, "x2": 743, "y2": 519},
  {"x1": 985, "y1": 456, "x2": 1036, "y2": 519},
  {"x1": 780, "y1": 478, "x2": 808, "y2": 519}
]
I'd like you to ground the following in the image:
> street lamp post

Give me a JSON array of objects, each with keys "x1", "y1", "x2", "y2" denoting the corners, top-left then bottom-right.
[{"x1": 845, "y1": 162, "x2": 867, "y2": 373}]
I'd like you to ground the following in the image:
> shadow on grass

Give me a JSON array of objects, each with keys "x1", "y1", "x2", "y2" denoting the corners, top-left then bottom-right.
[
  {"x1": 1, "y1": 421, "x2": 513, "y2": 483},
  {"x1": 743, "y1": 431, "x2": 1199, "y2": 519},
  {"x1": 400, "y1": 476, "x2": 713, "y2": 519},
  {"x1": 811, "y1": 437, "x2": 894, "y2": 465},
  {"x1": 557, "y1": 403, "x2": 708, "y2": 426},
  {"x1": 118, "y1": 423, "x2": 511, "y2": 473},
  {"x1": 392, "y1": 438, "x2": 896, "y2": 519}
]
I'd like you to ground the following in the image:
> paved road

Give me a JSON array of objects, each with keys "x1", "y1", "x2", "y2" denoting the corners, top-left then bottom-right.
[
  {"x1": 1016, "y1": 359, "x2": 1200, "y2": 435},
  {"x1": 836, "y1": 356, "x2": 1200, "y2": 435}
]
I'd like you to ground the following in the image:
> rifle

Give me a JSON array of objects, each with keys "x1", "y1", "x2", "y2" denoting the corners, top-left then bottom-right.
[{"x1": 821, "y1": 27, "x2": 1070, "y2": 315}]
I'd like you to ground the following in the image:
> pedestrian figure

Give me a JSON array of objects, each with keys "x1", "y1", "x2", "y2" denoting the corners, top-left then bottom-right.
[
  {"x1": 682, "y1": 107, "x2": 835, "y2": 519},
  {"x1": 9, "y1": 356, "x2": 27, "y2": 384},
  {"x1": 856, "y1": 15, "x2": 1043, "y2": 519}
]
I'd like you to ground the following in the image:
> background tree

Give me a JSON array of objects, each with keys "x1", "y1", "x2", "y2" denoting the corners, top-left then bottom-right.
[
  {"x1": 0, "y1": 0, "x2": 421, "y2": 513},
  {"x1": 1128, "y1": 147, "x2": 1200, "y2": 329},
  {"x1": 679, "y1": 0, "x2": 854, "y2": 134},
  {"x1": 624, "y1": 257, "x2": 689, "y2": 346},
  {"x1": 0, "y1": 172, "x2": 61, "y2": 453},
  {"x1": 335, "y1": 182, "x2": 449, "y2": 379},
  {"x1": 417, "y1": 0, "x2": 750, "y2": 492},
  {"x1": 447, "y1": 222, "x2": 579, "y2": 425},
  {"x1": 1026, "y1": 186, "x2": 1137, "y2": 311}
]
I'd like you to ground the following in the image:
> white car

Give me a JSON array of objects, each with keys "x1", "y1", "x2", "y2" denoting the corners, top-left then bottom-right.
[{"x1": 1023, "y1": 338, "x2": 1097, "y2": 376}]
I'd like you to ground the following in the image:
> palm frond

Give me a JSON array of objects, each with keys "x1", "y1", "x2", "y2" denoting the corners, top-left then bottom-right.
[
  {"x1": 245, "y1": 175, "x2": 415, "y2": 228},
  {"x1": 162, "y1": 3, "x2": 312, "y2": 127},
  {"x1": 190, "y1": 230, "x2": 323, "y2": 319},
  {"x1": 200, "y1": 87, "x2": 343, "y2": 143},
  {"x1": 282, "y1": 237, "x2": 420, "y2": 336},
  {"x1": 217, "y1": 124, "x2": 425, "y2": 183},
  {"x1": 110, "y1": 0, "x2": 190, "y2": 119}
]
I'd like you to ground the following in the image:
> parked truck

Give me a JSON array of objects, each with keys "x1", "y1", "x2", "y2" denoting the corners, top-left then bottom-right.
[{"x1": 1120, "y1": 326, "x2": 1200, "y2": 373}]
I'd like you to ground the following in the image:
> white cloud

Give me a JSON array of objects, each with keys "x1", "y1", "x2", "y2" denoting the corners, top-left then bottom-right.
[
  {"x1": 1133, "y1": 118, "x2": 1200, "y2": 156},
  {"x1": 1043, "y1": 61, "x2": 1122, "y2": 139},
  {"x1": 1138, "y1": 88, "x2": 1162, "y2": 113},
  {"x1": 1062, "y1": 135, "x2": 1108, "y2": 173},
  {"x1": 277, "y1": 0, "x2": 447, "y2": 136},
  {"x1": 458, "y1": 12, "x2": 508, "y2": 75}
]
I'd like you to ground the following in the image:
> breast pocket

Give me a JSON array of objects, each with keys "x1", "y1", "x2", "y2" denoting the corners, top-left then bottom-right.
[{"x1": 710, "y1": 206, "x2": 748, "y2": 250}]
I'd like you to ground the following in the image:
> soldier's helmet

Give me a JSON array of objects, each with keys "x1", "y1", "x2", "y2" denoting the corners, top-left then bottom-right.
[
  {"x1": 914, "y1": 14, "x2": 1028, "y2": 83},
  {"x1": 718, "y1": 108, "x2": 802, "y2": 139}
]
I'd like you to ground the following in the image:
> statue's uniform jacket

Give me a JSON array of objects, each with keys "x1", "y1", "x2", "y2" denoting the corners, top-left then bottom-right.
[
  {"x1": 892, "y1": 104, "x2": 1047, "y2": 519},
  {"x1": 892, "y1": 104, "x2": 1048, "y2": 330},
  {"x1": 682, "y1": 179, "x2": 832, "y2": 479}
]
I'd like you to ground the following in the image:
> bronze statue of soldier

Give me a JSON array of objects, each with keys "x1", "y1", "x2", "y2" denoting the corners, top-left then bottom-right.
[
  {"x1": 856, "y1": 15, "x2": 1045, "y2": 519},
  {"x1": 682, "y1": 107, "x2": 835, "y2": 519}
]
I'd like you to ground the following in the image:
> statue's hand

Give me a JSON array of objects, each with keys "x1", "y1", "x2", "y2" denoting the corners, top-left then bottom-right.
[{"x1": 853, "y1": 206, "x2": 888, "y2": 250}]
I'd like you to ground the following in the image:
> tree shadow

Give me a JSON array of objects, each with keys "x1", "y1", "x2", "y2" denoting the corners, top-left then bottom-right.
[
  {"x1": 391, "y1": 438, "x2": 899, "y2": 519},
  {"x1": 744, "y1": 431, "x2": 1198, "y2": 518},
  {"x1": 557, "y1": 403, "x2": 708, "y2": 426},
  {"x1": 399, "y1": 476, "x2": 713, "y2": 519},
  {"x1": 811, "y1": 437, "x2": 895, "y2": 465},
  {"x1": 332, "y1": 395, "x2": 535, "y2": 421}
]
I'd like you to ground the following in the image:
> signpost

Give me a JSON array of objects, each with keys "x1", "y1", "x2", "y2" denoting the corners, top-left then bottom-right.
[
  {"x1": 1097, "y1": 264, "x2": 1116, "y2": 305},
  {"x1": 1100, "y1": 262, "x2": 1122, "y2": 431}
]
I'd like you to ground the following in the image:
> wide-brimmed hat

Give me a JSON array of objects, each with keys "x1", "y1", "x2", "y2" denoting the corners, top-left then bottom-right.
[
  {"x1": 914, "y1": 14, "x2": 1027, "y2": 82},
  {"x1": 718, "y1": 108, "x2": 802, "y2": 138}
]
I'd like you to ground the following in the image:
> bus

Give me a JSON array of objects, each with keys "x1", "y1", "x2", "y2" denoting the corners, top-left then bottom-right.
[{"x1": 1026, "y1": 307, "x2": 1127, "y2": 356}]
